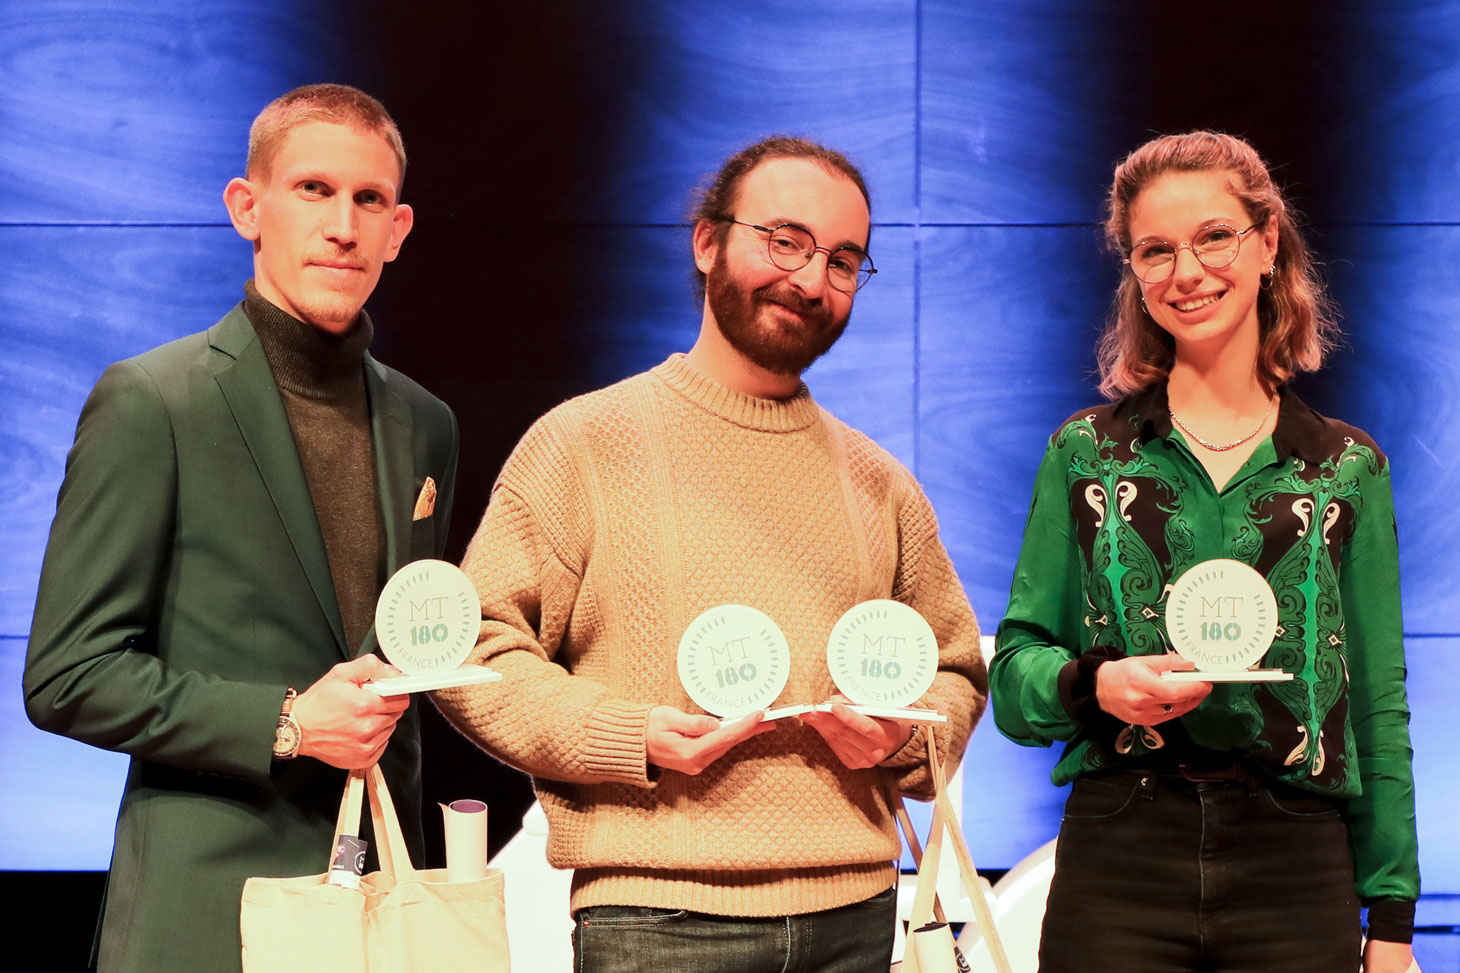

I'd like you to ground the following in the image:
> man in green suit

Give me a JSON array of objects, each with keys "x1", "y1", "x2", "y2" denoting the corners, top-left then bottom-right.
[{"x1": 24, "y1": 84, "x2": 458, "y2": 972}]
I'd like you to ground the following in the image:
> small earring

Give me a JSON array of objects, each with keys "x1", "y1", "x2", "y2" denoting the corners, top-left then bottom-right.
[{"x1": 1260, "y1": 265, "x2": 1277, "y2": 290}]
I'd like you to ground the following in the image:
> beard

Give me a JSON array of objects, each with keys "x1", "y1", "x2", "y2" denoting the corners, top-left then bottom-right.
[
  {"x1": 705, "y1": 247, "x2": 850, "y2": 377},
  {"x1": 294, "y1": 293, "x2": 364, "y2": 333},
  {"x1": 292, "y1": 248, "x2": 374, "y2": 334}
]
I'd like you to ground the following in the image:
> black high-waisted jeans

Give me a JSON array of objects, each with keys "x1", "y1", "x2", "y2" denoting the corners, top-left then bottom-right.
[{"x1": 1038, "y1": 767, "x2": 1361, "y2": 973}]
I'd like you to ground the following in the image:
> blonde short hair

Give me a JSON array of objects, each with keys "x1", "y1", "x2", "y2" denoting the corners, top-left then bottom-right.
[{"x1": 246, "y1": 83, "x2": 406, "y2": 190}]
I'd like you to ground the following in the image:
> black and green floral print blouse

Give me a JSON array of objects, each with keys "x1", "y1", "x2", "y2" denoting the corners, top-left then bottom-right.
[{"x1": 992, "y1": 383, "x2": 1419, "y2": 934}]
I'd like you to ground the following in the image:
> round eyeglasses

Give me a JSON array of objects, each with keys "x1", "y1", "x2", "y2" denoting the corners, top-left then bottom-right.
[
  {"x1": 725, "y1": 218, "x2": 876, "y2": 293},
  {"x1": 1124, "y1": 222, "x2": 1262, "y2": 284}
]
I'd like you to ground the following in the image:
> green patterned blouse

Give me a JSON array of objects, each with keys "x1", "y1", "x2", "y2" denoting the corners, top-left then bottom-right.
[{"x1": 992, "y1": 384, "x2": 1419, "y2": 920}]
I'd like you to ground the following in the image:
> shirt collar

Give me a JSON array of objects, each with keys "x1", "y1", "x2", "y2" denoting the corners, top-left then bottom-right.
[{"x1": 1125, "y1": 381, "x2": 1329, "y2": 465}]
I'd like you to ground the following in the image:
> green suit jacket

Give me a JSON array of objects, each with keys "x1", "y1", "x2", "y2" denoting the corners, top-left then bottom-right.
[{"x1": 24, "y1": 305, "x2": 460, "y2": 972}]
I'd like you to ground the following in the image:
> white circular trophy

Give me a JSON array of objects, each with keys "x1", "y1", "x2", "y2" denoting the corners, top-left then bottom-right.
[
  {"x1": 824, "y1": 599, "x2": 946, "y2": 722},
  {"x1": 678, "y1": 605, "x2": 792, "y2": 720},
  {"x1": 364, "y1": 559, "x2": 502, "y2": 695},
  {"x1": 1162, "y1": 559, "x2": 1293, "y2": 683}
]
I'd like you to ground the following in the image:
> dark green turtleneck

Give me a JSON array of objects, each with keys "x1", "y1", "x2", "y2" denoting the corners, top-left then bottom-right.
[{"x1": 243, "y1": 280, "x2": 384, "y2": 654}]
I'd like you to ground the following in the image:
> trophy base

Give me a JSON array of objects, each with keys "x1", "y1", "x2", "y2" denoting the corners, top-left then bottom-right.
[
  {"x1": 363, "y1": 663, "x2": 503, "y2": 696},
  {"x1": 718, "y1": 704, "x2": 812, "y2": 727},
  {"x1": 718, "y1": 702, "x2": 947, "y2": 727},
  {"x1": 1162, "y1": 669, "x2": 1293, "y2": 683},
  {"x1": 817, "y1": 702, "x2": 947, "y2": 723}
]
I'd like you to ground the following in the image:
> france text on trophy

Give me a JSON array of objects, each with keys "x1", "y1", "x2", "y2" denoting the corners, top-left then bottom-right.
[
  {"x1": 677, "y1": 604, "x2": 798, "y2": 724},
  {"x1": 364, "y1": 559, "x2": 503, "y2": 696},
  {"x1": 820, "y1": 599, "x2": 946, "y2": 723},
  {"x1": 677, "y1": 601, "x2": 947, "y2": 726},
  {"x1": 1161, "y1": 558, "x2": 1294, "y2": 684}
]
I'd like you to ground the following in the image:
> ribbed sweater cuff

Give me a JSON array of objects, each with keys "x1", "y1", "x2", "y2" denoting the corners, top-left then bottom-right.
[
  {"x1": 880, "y1": 722, "x2": 929, "y2": 768},
  {"x1": 584, "y1": 698, "x2": 655, "y2": 786}
]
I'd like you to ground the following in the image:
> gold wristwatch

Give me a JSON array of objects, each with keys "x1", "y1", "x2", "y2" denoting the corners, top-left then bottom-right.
[{"x1": 273, "y1": 688, "x2": 301, "y2": 760}]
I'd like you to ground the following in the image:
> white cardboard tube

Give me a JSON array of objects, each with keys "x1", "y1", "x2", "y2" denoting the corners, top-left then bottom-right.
[
  {"x1": 912, "y1": 922, "x2": 970, "y2": 973},
  {"x1": 440, "y1": 799, "x2": 488, "y2": 882}
]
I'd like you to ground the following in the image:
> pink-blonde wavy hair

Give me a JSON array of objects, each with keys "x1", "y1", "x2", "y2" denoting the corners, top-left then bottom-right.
[{"x1": 1097, "y1": 131, "x2": 1338, "y2": 398}]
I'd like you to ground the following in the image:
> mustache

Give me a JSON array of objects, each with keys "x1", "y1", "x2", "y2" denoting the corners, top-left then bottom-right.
[
  {"x1": 307, "y1": 248, "x2": 367, "y2": 270},
  {"x1": 753, "y1": 284, "x2": 826, "y2": 318}
]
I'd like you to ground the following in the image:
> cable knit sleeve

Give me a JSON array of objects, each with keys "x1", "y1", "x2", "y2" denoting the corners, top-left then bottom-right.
[
  {"x1": 879, "y1": 471, "x2": 988, "y2": 800},
  {"x1": 431, "y1": 413, "x2": 657, "y2": 788}
]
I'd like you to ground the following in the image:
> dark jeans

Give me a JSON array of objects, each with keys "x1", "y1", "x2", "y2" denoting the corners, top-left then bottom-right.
[
  {"x1": 573, "y1": 885, "x2": 897, "y2": 973},
  {"x1": 1039, "y1": 769, "x2": 1361, "y2": 973}
]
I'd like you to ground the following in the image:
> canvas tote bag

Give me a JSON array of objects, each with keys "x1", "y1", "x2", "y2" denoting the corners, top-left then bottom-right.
[
  {"x1": 891, "y1": 727, "x2": 1011, "y2": 973},
  {"x1": 240, "y1": 763, "x2": 509, "y2": 972}
]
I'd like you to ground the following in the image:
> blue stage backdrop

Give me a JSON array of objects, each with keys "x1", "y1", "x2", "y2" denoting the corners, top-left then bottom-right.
[
  {"x1": 3, "y1": 1, "x2": 1458, "y2": 951},
  {"x1": 0, "y1": 0, "x2": 389, "y2": 868}
]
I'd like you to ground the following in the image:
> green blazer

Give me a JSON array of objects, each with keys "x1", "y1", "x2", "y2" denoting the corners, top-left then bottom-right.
[{"x1": 24, "y1": 305, "x2": 460, "y2": 972}]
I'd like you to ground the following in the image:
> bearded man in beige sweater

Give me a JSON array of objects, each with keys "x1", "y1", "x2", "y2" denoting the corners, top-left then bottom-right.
[{"x1": 435, "y1": 137, "x2": 986, "y2": 973}]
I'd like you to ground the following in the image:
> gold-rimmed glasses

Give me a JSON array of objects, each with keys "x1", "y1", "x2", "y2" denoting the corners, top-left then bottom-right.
[
  {"x1": 725, "y1": 218, "x2": 876, "y2": 293},
  {"x1": 1125, "y1": 222, "x2": 1263, "y2": 284}
]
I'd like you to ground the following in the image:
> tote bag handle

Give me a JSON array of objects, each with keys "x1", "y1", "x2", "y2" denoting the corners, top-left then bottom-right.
[
  {"x1": 329, "y1": 765, "x2": 417, "y2": 883},
  {"x1": 891, "y1": 726, "x2": 1013, "y2": 973}
]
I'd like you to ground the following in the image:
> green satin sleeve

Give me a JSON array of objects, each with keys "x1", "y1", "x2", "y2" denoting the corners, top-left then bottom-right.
[
  {"x1": 992, "y1": 439, "x2": 1088, "y2": 749},
  {"x1": 1338, "y1": 463, "x2": 1420, "y2": 908}
]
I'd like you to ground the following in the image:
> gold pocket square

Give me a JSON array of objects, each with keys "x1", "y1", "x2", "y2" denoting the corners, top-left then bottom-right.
[{"x1": 412, "y1": 477, "x2": 438, "y2": 521}]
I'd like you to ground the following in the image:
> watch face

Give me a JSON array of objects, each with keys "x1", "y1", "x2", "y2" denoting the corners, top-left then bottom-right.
[{"x1": 274, "y1": 716, "x2": 301, "y2": 757}]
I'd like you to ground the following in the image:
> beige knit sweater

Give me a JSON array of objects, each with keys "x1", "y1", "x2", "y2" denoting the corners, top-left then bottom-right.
[{"x1": 435, "y1": 353, "x2": 986, "y2": 917}]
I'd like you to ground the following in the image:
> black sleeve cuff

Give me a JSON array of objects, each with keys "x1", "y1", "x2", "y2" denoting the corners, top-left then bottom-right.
[
  {"x1": 1363, "y1": 898, "x2": 1416, "y2": 944},
  {"x1": 1057, "y1": 645, "x2": 1126, "y2": 725}
]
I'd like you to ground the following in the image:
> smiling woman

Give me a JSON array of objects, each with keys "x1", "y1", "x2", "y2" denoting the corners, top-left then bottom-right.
[
  {"x1": 1098, "y1": 131, "x2": 1337, "y2": 404},
  {"x1": 991, "y1": 131, "x2": 1420, "y2": 973}
]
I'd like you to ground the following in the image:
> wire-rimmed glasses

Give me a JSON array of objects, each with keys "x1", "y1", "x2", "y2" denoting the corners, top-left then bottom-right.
[
  {"x1": 1125, "y1": 222, "x2": 1262, "y2": 284},
  {"x1": 725, "y1": 218, "x2": 876, "y2": 293}
]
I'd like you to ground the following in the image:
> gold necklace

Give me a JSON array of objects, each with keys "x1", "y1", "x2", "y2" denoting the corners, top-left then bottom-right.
[{"x1": 1168, "y1": 397, "x2": 1275, "y2": 452}]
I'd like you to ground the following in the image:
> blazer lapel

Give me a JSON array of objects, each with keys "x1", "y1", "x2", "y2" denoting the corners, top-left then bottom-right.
[
  {"x1": 210, "y1": 307, "x2": 348, "y2": 656},
  {"x1": 366, "y1": 353, "x2": 415, "y2": 582}
]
